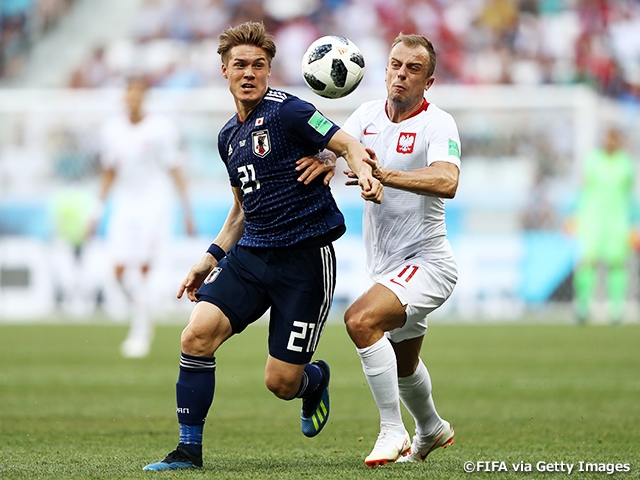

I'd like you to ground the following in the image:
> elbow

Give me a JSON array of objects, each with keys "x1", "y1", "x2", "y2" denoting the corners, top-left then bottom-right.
[
  {"x1": 441, "y1": 177, "x2": 458, "y2": 199},
  {"x1": 443, "y1": 184, "x2": 457, "y2": 199}
]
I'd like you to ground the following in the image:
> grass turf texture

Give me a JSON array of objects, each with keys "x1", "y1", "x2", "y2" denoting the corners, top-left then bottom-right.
[{"x1": 0, "y1": 321, "x2": 638, "y2": 479}]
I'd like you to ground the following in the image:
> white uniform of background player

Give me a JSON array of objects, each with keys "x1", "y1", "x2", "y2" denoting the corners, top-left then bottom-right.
[
  {"x1": 95, "y1": 78, "x2": 194, "y2": 358},
  {"x1": 340, "y1": 34, "x2": 461, "y2": 467}
]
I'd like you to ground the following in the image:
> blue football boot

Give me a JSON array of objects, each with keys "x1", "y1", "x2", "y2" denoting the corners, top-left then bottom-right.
[{"x1": 300, "y1": 360, "x2": 330, "y2": 437}]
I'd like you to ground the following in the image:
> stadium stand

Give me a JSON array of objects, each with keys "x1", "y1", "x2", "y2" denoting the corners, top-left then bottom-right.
[
  {"x1": 0, "y1": 0, "x2": 78, "y2": 82},
  {"x1": 58, "y1": 0, "x2": 640, "y2": 103}
]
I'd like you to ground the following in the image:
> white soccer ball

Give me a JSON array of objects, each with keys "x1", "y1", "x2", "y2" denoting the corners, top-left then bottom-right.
[{"x1": 301, "y1": 36, "x2": 365, "y2": 99}]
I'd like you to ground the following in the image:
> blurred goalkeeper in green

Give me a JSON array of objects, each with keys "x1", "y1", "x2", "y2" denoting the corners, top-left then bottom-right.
[{"x1": 574, "y1": 127, "x2": 635, "y2": 325}]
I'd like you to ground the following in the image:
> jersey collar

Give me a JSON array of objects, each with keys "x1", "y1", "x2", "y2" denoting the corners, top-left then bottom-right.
[{"x1": 385, "y1": 98, "x2": 429, "y2": 121}]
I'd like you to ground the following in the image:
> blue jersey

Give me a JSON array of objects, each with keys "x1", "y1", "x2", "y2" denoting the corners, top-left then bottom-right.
[{"x1": 218, "y1": 89, "x2": 345, "y2": 248}]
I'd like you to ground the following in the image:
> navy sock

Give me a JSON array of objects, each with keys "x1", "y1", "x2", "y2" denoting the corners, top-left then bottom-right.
[
  {"x1": 176, "y1": 352, "x2": 216, "y2": 457},
  {"x1": 295, "y1": 362, "x2": 324, "y2": 399}
]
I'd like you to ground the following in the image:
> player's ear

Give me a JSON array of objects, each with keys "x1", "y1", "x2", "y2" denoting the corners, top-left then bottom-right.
[
  {"x1": 221, "y1": 63, "x2": 228, "y2": 79},
  {"x1": 425, "y1": 76, "x2": 435, "y2": 91}
]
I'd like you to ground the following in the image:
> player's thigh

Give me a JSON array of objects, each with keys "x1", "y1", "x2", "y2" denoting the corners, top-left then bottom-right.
[
  {"x1": 195, "y1": 247, "x2": 271, "y2": 335},
  {"x1": 267, "y1": 245, "x2": 336, "y2": 365},
  {"x1": 105, "y1": 211, "x2": 135, "y2": 263},
  {"x1": 107, "y1": 209, "x2": 155, "y2": 265},
  {"x1": 346, "y1": 282, "x2": 407, "y2": 332},
  {"x1": 380, "y1": 257, "x2": 457, "y2": 343},
  {"x1": 601, "y1": 227, "x2": 631, "y2": 265},
  {"x1": 181, "y1": 301, "x2": 234, "y2": 356}
]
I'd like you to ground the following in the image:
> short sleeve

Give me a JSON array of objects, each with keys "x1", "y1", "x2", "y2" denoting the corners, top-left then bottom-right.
[
  {"x1": 279, "y1": 97, "x2": 340, "y2": 153},
  {"x1": 426, "y1": 111, "x2": 461, "y2": 170},
  {"x1": 341, "y1": 107, "x2": 363, "y2": 140}
]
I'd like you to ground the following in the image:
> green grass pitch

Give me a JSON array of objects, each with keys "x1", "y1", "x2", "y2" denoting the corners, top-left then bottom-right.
[{"x1": 0, "y1": 320, "x2": 638, "y2": 479}]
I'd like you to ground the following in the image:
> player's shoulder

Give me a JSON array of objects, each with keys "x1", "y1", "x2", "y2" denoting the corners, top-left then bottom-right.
[
  {"x1": 266, "y1": 88, "x2": 314, "y2": 114},
  {"x1": 268, "y1": 88, "x2": 322, "y2": 123},
  {"x1": 264, "y1": 88, "x2": 292, "y2": 104},
  {"x1": 425, "y1": 102, "x2": 456, "y2": 122}
]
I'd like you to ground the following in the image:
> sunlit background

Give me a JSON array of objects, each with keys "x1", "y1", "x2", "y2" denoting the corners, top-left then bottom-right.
[{"x1": 1, "y1": 0, "x2": 639, "y2": 323}]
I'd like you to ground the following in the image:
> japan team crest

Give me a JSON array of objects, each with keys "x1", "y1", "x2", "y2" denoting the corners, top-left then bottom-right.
[
  {"x1": 252, "y1": 129, "x2": 271, "y2": 157},
  {"x1": 397, "y1": 132, "x2": 416, "y2": 154},
  {"x1": 204, "y1": 267, "x2": 222, "y2": 284}
]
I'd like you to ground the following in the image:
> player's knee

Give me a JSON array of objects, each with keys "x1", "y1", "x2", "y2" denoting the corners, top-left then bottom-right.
[
  {"x1": 265, "y1": 375, "x2": 298, "y2": 400},
  {"x1": 181, "y1": 323, "x2": 216, "y2": 357},
  {"x1": 180, "y1": 326, "x2": 202, "y2": 355},
  {"x1": 344, "y1": 306, "x2": 377, "y2": 346},
  {"x1": 344, "y1": 304, "x2": 374, "y2": 334}
]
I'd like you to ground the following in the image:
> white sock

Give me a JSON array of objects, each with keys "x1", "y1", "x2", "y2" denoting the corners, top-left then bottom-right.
[
  {"x1": 124, "y1": 270, "x2": 152, "y2": 343},
  {"x1": 357, "y1": 336, "x2": 404, "y2": 431},
  {"x1": 398, "y1": 357, "x2": 442, "y2": 437}
]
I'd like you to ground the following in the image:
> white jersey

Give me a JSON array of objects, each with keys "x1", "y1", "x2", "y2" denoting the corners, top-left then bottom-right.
[
  {"x1": 99, "y1": 113, "x2": 183, "y2": 264},
  {"x1": 342, "y1": 98, "x2": 461, "y2": 278},
  {"x1": 100, "y1": 113, "x2": 182, "y2": 209}
]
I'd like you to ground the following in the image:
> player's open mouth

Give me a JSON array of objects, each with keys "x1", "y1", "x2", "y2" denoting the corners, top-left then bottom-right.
[{"x1": 241, "y1": 84, "x2": 255, "y2": 90}]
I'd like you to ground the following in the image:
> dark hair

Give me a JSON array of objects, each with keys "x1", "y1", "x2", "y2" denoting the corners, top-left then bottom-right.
[
  {"x1": 391, "y1": 34, "x2": 437, "y2": 77},
  {"x1": 218, "y1": 21, "x2": 276, "y2": 65}
]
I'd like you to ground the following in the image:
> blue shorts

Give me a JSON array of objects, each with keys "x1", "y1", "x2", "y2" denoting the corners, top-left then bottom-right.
[{"x1": 196, "y1": 243, "x2": 336, "y2": 364}]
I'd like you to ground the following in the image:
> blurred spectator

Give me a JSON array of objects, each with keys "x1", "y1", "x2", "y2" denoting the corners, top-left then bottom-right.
[
  {"x1": 270, "y1": 16, "x2": 321, "y2": 86},
  {"x1": 0, "y1": 121, "x2": 50, "y2": 196},
  {"x1": 132, "y1": 0, "x2": 171, "y2": 42},
  {"x1": 1, "y1": 0, "x2": 75, "y2": 82},
  {"x1": 68, "y1": 45, "x2": 110, "y2": 88},
  {"x1": 2, "y1": 0, "x2": 638, "y2": 103},
  {"x1": 32, "y1": 0, "x2": 73, "y2": 35},
  {"x1": 1, "y1": 1, "x2": 31, "y2": 80}
]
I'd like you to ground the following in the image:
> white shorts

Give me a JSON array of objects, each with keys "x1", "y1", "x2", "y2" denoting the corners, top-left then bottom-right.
[
  {"x1": 373, "y1": 256, "x2": 458, "y2": 343},
  {"x1": 106, "y1": 201, "x2": 170, "y2": 266}
]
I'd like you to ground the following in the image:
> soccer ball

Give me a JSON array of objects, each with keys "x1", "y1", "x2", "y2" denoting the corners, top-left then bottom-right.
[{"x1": 301, "y1": 36, "x2": 365, "y2": 99}]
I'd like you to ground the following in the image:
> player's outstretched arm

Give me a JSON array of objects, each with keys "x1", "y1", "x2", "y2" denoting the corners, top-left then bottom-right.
[
  {"x1": 326, "y1": 129, "x2": 383, "y2": 203},
  {"x1": 345, "y1": 148, "x2": 459, "y2": 199},
  {"x1": 296, "y1": 150, "x2": 336, "y2": 186},
  {"x1": 177, "y1": 187, "x2": 245, "y2": 302}
]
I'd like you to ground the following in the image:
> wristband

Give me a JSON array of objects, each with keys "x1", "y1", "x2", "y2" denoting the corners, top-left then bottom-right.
[{"x1": 206, "y1": 243, "x2": 226, "y2": 261}]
